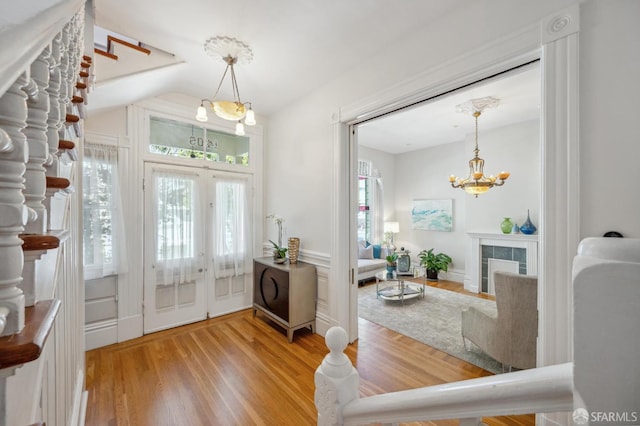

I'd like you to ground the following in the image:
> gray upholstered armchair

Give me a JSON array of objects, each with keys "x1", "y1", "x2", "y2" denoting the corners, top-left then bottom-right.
[{"x1": 461, "y1": 271, "x2": 538, "y2": 370}]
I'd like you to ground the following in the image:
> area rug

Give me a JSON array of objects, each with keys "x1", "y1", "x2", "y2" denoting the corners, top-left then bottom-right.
[{"x1": 358, "y1": 282, "x2": 503, "y2": 374}]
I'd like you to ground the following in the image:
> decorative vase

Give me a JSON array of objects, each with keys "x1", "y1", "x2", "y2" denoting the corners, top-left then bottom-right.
[
  {"x1": 288, "y1": 237, "x2": 300, "y2": 264},
  {"x1": 520, "y1": 210, "x2": 537, "y2": 235},
  {"x1": 512, "y1": 223, "x2": 520, "y2": 234},
  {"x1": 500, "y1": 217, "x2": 513, "y2": 234}
]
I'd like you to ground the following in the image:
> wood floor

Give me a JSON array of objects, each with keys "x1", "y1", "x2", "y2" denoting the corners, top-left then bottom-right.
[{"x1": 85, "y1": 281, "x2": 533, "y2": 426}]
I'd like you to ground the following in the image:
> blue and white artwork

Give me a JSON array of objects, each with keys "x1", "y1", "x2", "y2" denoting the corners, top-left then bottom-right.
[{"x1": 412, "y1": 199, "x2": 453, "y2": 232}]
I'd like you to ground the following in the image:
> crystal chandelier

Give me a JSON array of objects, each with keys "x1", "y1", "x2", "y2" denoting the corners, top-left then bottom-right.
[
  {"x1": 449, "y1": 96, "x2": 509, "y2": 197},
  {"x1": 196, "y1": 36, "x2": 256, "y2": 136}
]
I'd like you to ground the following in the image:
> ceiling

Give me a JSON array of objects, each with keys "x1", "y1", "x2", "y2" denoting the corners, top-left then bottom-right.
[
  {"x1": 91, "y1": 1, "x2": 540, "y2": 150},
  {"x1": 357, "y1": 62, "x2": 541, "y2": 154},
  {"x1": 91, "y1": 0, "x2": 469, "y2": 114}
]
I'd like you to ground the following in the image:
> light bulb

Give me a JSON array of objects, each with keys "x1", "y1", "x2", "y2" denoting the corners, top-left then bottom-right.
[
  {"x1": 196, "y1": 105, "x2": 208, "y2": 122},
  {"x1": 235, "y1": 121, "x2": 245, "y2": 136},
  {"x1": 244, "y1": 108, "x2": 256, "y2": 126}
]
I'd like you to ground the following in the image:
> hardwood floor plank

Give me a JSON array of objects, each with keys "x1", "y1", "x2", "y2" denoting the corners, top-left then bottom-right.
[{"x1": 86, "y1": 287, "x2": 533, "y2": 426}]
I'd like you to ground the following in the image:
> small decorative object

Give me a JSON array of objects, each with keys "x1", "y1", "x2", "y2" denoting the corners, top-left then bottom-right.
[
  {"x1": 288, "y1": 237, "x2": 300, "y2": 264},
  {"x1": 500, "y1": 217, "x2": 513, "y2": 234},
  {"x1": 418, "y1": 249, "x2": 452, "y2": 282},
  {"x1": 385, "y1": 252, "x2": 399, "y2": 273},
  {"x1": 519, "y1": 210, "x2": 537, "y2": 235},
  {"x1": 512, "y1": 223, "x2": 520, "y2": 234},
  {"x1": 266, "y1": 213, "x2": 285, "y2": 246},
  {"x1": 397, "y1": 248, "x2": 411, "y2": 273},
  {"x1": 269, "y1": 240, "x2": 288, "y2": 264}
]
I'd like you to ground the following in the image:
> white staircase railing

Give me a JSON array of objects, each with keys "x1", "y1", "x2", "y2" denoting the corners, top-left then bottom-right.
[
  {"x1": 316, "y1": 237, "x2": 640, "y2": 425},
  {"x1": 315, "y1": 326, "x2": 573, "y2": 426}
]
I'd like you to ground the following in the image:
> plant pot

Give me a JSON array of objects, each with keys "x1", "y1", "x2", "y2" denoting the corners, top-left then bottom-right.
[
  {"x1": 274, "y1": 256, "x2": 287, "y2": 264},
  {"x1": 426, "y1": 269, "x2": 439, "y2": 281},
  {"x1": 386, "y1": 264, "x2": 396, "y2": 274}
]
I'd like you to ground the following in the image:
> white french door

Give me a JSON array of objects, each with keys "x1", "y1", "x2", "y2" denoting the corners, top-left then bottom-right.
[
  {"x1": 143, "y1": 163, "x2": 253, "y2": 333},
  {"x1": 206, "y1": 173, "x2": 253, "y2": 317}
]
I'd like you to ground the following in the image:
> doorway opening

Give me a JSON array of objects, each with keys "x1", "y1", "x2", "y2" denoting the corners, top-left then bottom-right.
[{"x1": 350, "y1": 61, "x2": 541, "y2": 367}]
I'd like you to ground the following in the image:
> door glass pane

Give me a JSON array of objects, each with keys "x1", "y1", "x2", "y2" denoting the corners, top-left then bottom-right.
[{"x1": 149, "y1": 116, "x2": 250, "y2": 166}]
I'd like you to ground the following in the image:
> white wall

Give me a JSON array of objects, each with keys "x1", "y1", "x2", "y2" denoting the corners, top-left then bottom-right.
[
  {"x1": 580, "y1": 0, "x2": 640, "y2": 239},
  {"x1": 266, "y1": 0, "x2": 577, "y2": 258},
  {"x1": 463, "y1": 119, "x2": 540, "y2": 233},
  {"x1": 381, "y1": 119, "x2": 539, "y2": 274}
]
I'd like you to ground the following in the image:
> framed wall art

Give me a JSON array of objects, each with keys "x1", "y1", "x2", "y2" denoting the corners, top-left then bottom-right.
[{"x1": 412, "y1": 199, "x2": 453, "y2": 232}]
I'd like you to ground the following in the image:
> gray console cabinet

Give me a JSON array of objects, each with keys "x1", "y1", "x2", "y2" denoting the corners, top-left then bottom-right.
[{"x1": 252, "y1": 257, "x2": 317, "y2": 342}]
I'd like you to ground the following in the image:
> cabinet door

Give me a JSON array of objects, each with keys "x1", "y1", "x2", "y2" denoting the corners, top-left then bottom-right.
[{"x1": 254, "y1": 262, "x2": 290, "y2": 322}]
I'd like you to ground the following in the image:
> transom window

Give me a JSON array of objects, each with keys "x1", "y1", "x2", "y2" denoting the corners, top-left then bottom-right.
[{"x1": 149, "y1": 116, "x2": 250, "y2": 166}]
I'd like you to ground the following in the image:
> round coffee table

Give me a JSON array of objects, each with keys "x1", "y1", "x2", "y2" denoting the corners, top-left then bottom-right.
[{"x1": 375, "y1": 271, "x2": 424, "y2": 305}]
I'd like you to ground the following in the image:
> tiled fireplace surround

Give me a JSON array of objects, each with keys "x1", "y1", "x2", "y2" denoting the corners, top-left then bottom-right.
[{"x1": 466, "y1": 232, "x2": 539, "y2": 294}]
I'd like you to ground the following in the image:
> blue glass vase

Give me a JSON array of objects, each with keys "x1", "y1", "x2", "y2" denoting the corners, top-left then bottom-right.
[{"x1": 520, "y1": 210, "x2": 537, "y2": 235}]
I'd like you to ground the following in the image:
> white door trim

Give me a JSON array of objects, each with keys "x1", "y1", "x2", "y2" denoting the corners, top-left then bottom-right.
[{"x1": 331, "y1": 5, "x2": 580, "y2": 384}]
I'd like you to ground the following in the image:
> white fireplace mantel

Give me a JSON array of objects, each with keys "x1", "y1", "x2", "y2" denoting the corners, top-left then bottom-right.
[{"x1": 465, "y1": 232, "x2": 539, "y2": 293}]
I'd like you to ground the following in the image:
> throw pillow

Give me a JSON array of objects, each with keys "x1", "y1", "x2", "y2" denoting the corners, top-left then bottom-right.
[
  {"x1": 359, "y1": 244, "x2": 374, "y2": 259},
  {"x1": 372, "y1": 244, "x2": 382, "y2": 258}
]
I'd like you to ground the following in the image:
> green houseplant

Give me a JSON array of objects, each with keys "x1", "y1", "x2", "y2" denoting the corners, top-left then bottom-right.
[
  {"x1": 418, "y1": 249, "x2": 452, "y2": 281},
  {"x1": 269, "y1": 240, "x2": 288, "y2": 264},
  {"x1": 385, "y1": 251, "x2": 399, "y2": 273}
]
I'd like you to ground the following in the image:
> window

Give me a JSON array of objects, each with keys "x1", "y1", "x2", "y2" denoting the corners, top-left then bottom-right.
[
  {"x1": 357, "y1": 177, "x2": 372, "y2": 241},
  {"x1": 149, "y1": 116, "x2": 250, "y2": 166},
  {"x1": 83, "y1": 144, "x2": 127, "y2": 279}
]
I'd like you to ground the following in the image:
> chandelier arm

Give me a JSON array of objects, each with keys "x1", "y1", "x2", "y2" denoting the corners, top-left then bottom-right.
[
  {"x1": 229, "y1": 64, "x2": 242, "y2": 104},
  {"x1": 211, "y1": 64, "x2": 231, "y2": 100}
]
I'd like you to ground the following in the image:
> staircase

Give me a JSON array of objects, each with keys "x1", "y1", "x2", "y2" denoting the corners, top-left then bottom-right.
[
  {"x1": 0, "y1": 1, "x2": 89, "y2": 424},
  {"x1": 93, "y1": 27, "x2": 181, "y2": 84}
]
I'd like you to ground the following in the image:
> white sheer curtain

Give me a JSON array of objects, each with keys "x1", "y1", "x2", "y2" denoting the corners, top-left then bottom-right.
[
  {"x1": 213, "y1": 178, "x2": 251, "y2": 278},
  {"x1": 371, "y1": 176, "x2": 384, "y2": 243},
  {"x1": 83, "y1": 144, "x2": 128, "y2": 280},
  {"x1": 153, "y1": 171, "x2": 200, "y2": 286}
]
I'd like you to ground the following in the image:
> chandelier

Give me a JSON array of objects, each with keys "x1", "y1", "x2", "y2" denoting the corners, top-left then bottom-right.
[
  {"x1": 196, "y1": 36, "x2": 256, "y2": 136},
  {"x1": 449, "y1": 96, "x2": 509, "y2": 197}
]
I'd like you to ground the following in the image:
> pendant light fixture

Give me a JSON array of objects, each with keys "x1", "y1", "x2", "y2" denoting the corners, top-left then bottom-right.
[
  {"x1": 449, "y1": 96, "x2": 510, "y2": 197},
  {"x1": 196, "y1": 36, "x2": 256, "y2": 136}
]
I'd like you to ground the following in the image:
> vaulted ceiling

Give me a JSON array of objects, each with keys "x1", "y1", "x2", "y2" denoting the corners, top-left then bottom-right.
[
  {"x1": 92, "y1": 1, "x2": 540, "y2": 153},
  {"x1": 91, "y1": 0, "x2": 468, "y2": 114}
]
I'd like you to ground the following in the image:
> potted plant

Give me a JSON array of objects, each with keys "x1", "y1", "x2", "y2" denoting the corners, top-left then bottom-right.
[
  {"x1": 269, "y1": 240, "x2": 288, "y2": 264},
  {"x1": 385, "y1": 251, "x2": 399, "y2": 273},
  {"x1": 418, "y1": 249, "x2": 452, "y2": 281}
]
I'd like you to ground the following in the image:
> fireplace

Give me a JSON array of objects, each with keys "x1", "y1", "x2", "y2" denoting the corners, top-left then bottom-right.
[{"x1": 466, "y1": 232, "x2": 538, "y2": 294}]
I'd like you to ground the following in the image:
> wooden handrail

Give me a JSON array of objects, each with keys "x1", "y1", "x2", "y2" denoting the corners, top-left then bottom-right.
[
  {"x1": 107, "y1": 35, "x2": 151, "y2": 55},
  {"x1": 94, "y1": 48, "x2": 118, "y2": 60},
  {"x1": 0, "y1": 300, "x2": 60, "y2": 369}
]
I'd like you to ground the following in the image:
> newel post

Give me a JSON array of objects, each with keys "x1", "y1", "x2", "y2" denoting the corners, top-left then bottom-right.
[{"x1": 315, "y1": 326, "x2": 360, "y2": 426}]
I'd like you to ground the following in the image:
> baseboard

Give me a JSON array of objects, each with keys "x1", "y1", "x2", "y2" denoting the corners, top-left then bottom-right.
[
  {"x1": 118, "y1": 314, "x2": 143, "y2": 343},
  {"x1": 314, "y1": 312, "x2": 335, "y2": 337},
  {"x1": 85, "y1": 320, "x2": 117, "y2": 350},
  {"x1": 443, "y1": 268, "x2": 464, "y2": 283}
]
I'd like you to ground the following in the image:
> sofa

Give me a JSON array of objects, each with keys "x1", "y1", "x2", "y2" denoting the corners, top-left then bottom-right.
[{"x1": 357, "y1": 240, "x2": 388, "y2": 282}]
